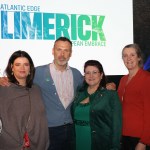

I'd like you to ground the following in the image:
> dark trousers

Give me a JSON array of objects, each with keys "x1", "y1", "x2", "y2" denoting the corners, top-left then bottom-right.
[
  {"x1": 121, "y1": 136, "x2": 150, "y2": 150},
  {"x1": 48, "y1": 123, "x2": 74, "y2": 150}
]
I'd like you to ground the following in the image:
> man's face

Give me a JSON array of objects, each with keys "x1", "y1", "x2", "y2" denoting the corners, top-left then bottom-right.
[{"x1": 52, "y1": 40, "x2": 72, "y2": 67}]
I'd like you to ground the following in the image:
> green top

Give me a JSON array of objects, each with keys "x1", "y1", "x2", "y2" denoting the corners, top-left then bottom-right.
[
  {"x1": 72, "y1": 86, "x2": 122, "y2": 150},
  {"x1": 74, "y1": 89, "x2": 97, "y2": 150}
]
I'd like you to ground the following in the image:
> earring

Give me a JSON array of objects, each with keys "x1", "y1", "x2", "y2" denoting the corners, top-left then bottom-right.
[
  {"x1": 11, "y1": 72, "x2": 13, "y2": 75},
  {"x1": 28, "y1": 72, "x2": 30, "y2": 75}
]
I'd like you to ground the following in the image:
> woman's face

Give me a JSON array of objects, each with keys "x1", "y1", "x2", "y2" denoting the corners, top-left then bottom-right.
[
  {"x1": 84, "y1": 66, "x2": 103, "y2": 87},
  {"x1": 122, "y1": 47, "x2": 141, "y2": 71},
  {"x1": 11, "y1": 57, "x2": 30, "y2": 83}
]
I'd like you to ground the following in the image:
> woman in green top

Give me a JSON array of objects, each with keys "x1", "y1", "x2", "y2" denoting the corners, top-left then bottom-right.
[{"x1": 71, "y1": 60, "x2": 122, "y2": 150}]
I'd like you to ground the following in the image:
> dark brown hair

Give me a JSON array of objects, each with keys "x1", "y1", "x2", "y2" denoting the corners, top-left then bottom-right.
[
  {"x1": 5, "y1": 50, "x2": 35, "y2": 88},
  {"x1": 84, "y1": 60, "x2": 107, "y2": 88}
]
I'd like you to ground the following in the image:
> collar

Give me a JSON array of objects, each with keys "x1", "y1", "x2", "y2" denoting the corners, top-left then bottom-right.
[{"x1": 51, "y1": 61, "x2": 70, "y2": 71}]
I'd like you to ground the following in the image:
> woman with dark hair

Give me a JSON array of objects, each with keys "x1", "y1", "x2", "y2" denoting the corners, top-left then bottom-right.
[
  {"x1": 0, "y1": 50, "x2": 49, "y2": 150},
  {"x1": 5, "y1": 50, "x2": 35, "y2": 88},
  {"x1": 71, "y1": 60, "x2": 122, "y2": 150},
  {"x1": 118, "y1": 44, "x2": 150, "y2": 150}
]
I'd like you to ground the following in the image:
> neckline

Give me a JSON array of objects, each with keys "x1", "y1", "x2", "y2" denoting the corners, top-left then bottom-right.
[{"x1": 79, "y1": 102, "x2": 90, "y2": 106}]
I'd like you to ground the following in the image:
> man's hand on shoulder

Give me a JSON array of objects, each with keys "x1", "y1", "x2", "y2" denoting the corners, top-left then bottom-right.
[
  {"x1": 0, "y1": 77, "x2": 10, "y2": 86},
  {"x1": 106, "y1": 82, "x2": 116, "y2": 90}
]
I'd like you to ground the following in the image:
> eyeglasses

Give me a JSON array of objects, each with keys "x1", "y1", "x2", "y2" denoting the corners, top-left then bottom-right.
[{"x1": 84, "y1": 71, "x2": 100, "y2": 76}]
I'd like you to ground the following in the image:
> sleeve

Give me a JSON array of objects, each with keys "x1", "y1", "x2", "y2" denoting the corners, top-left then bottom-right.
[
  {"x1": 117, "y1": 76, "x2": 126, "y2": 101},
  {"x1": 111, "y1": 91, "x2": 122, "y2": 150},
  {"x1": 33, "y1": 67, "x2": 41, "y2": 85},
  {"x1": 140, "y1": 75, "x2": 150, "y2": 145}
]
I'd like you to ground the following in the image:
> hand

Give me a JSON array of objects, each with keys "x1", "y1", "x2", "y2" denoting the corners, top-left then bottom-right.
[
  {"x1": 135, "y1": 142, "x2": 146, "y2": 150},
  {"x1": 106, "y1": 82, "x2": 116, "y2": 90},
  {"x1": 0, "y1": 77, "x2": 10, "y2": 86}
]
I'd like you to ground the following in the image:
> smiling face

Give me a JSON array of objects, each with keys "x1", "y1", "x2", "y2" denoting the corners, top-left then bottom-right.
[
  {"x1": 122, "y1": 47, "x2": 141, "y2": 71},
  {"x1": 52, "y1": 40, "x2": 72, "y2": 70},
  {"x1": 84, "y1": 66, "x2": 103, "y2": 88},
  {"x1": 11, "y1": 57, "x2": 30, "y2": 85}
]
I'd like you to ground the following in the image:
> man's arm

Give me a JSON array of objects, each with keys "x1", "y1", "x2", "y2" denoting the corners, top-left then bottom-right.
[
  {"x1": 0, "y1": 76, "x2": 116, "y2": 90},
  {"x1": 0, "y1": 77, "x2": 10, "y2": 86},
  {"x1": 106, "y1": 82, "x2": 116, "y2": 90}
]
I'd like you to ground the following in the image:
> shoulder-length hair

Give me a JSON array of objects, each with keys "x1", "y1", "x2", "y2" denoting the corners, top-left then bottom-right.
[{"x1": 5, "y1": 50, "x2": 35, "y2": 88}]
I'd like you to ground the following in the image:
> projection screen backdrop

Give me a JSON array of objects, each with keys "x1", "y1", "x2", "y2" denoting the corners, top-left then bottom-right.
[{"x1": 0, "y1": 0, "x2": 133, "y2": 76}]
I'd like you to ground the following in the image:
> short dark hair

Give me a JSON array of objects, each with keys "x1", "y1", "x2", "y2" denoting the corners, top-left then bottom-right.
[
  {"x1": 54, "y1": 37, "x2": 72, "y2": 47},
  {"x1": 5, "y1": 50, "x2": 35, "y2": 88}
]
